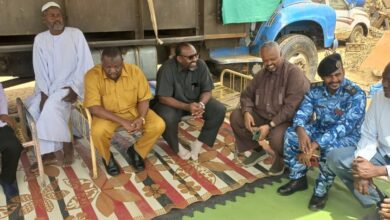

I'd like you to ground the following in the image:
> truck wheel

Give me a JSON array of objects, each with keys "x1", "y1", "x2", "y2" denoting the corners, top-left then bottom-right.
[
  {"x1": 278, "y1": 34, "x2": 318, "y2": 81},
  {"x1": 348, "y1": 25, "x2": 364, "y2": 43}
]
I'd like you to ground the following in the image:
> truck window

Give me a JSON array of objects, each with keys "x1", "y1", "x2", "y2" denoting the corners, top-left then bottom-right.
[
  {"x1": 312, "y1": 0, "x2": 326, "y2": 4},
  {"x1": 329, "y1": 0, "x2": 348, "y2": 10}
]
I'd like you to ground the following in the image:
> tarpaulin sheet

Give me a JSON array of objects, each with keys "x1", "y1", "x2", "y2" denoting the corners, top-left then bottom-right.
[{"x1": 222, "y1": 0, "x2": 280, "y2": 24}]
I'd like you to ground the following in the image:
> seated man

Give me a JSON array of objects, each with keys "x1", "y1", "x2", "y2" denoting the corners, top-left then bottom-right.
[
  {"x1": 84, "y1": 47, "x2": 165, "y2": 176},
  {"x1": 230, "y1": 41, "x2": 309, "y2": 172},
  {"x1": 277, "y1": 53, "x2": 366, "y2": 211},
  {"x1": 27, "y1": 1, "x2": 94, "y2": 170},
  {"x1": 0, "y1": 83, "x2": 23, "y2": 200},
  {"x1": 152, "y1": 42, "x2": 226, "y2": 160},
  {"x1": 327, "y1": 63, "x2": 390, "y2": 214}
]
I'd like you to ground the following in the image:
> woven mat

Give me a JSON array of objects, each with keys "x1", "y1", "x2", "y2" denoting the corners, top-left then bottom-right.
[{"x1": 0, "y1": 118, "x2": 273, "y2": 220}]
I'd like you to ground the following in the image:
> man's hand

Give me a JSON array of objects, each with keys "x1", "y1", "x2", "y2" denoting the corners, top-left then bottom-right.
[
  {"x1": 130, "y1": 117, "x2": 144, "y2": 131},
  {"x1": 297, "y1": 153, "x2": 312, "y2": 167},
  {"x1": 244, "y1": 112, "x2": 255, "y2": 132},
  {"x1": 258, "y1": 124, "x2": 271, "y2": 141},
  {"x1": 296, "y1": 127, "x2": 311, "y2": 154},
  {"x1": 353, "y1": 178, "x2": 371, "y2": 195},
  {"x1": 353, "y1": 157, "x2": 378, "y2": 179},
  {"x1": 39, "y1": 92, "x2": 48, "y2": 112},
  {"x1": 380, "y1": 198, "x2": 390, "y2": 220},
  {"x1": 0, "y1": 114, "x2": 16, "y2": 130},
  {"x1": 189, "y1": 102, "x2": 204, "y2": 119},
  {"x1": 121, "y1": 120, "x2": 137, "y2": 134},
  {"x1": 62, "y1": 87, "x2": 78, "y2": 103}
]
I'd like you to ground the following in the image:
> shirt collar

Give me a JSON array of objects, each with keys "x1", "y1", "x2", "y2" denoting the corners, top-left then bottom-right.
[
  {"x1": 322, "y1": 79, "x2": 347, "y2": 97},
  {"x1": 102, "y1": 64, "x2": 129, "y2": 79},
  {"x1": 264, "y1": 59, "x2": 284, "y2": 76}
]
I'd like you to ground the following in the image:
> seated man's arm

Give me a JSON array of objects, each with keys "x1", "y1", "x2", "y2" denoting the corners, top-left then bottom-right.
[
  {"x1": 159, "y1": 96, "x2": 190, "y2": 111},
  {"x1": 88, "y1": 105, "x2": 126, "y2": 124},
  {"x1": 199, "y1": 91, "x2": 211, "y2": 107},
  {"x1": 66, "y1": 29, "x2": 94, "y2": 100},
  {"x1": 292, "y1": 90, "x2": 316, "y2": 153},
  {"x1": 88, "y1": 105, "x2": 134, "y2": 133}
]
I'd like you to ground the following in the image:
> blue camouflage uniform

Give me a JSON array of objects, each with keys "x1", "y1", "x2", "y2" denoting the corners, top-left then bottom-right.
[{"x1": 284, "y1": 78, "x2": 366, "y2": 197}]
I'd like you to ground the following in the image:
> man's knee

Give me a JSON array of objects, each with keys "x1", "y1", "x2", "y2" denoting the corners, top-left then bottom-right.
[
  {"x1": 229, "y1": 109, "x2": 243, "y2": 129},
  {"x1": 327, "y1": 147, "x2": 354, "y2": 171},
  {"x1": 152, "y1": 117, "x2": 166, "y2": 134},
  {"x1": 91, "y1": 124, "x2": 108, "y2": 139},
  {"x1": 154, "y1": 105, "x2": 180, "y2": 125},
  {"x1": 269, "y1": 125, "x2": 288, "y2": 152},
  {"x1": 5, "y1": 140, "x2": 23, "y2": 157},
  {"x1": 206, "y1": 100, "x2": 226, "y2": 119}
]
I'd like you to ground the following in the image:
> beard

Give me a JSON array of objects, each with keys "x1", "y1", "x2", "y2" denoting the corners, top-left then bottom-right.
[
  {"x1": 188, "y1": 62, "x2": 198, "y2": 71},
  {"x1": 52, "y1": 22, "x2": 65, "y2": 31}
]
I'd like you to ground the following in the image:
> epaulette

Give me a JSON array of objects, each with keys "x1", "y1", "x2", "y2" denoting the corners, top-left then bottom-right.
[
  {"x1": 344, "y1": 84, "x2": 357, "y2": 95},
  {"x1": 310, "y1": 81, "x2": 323, "y2": 88}
]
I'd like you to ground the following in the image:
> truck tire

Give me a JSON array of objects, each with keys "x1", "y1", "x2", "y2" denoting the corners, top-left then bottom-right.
[
  {"x1": 348, "y1": 25, "x2": 364, "y2": 43},
  {"x1": 278, "y1": 34, "x2": 318, "y2": 81}
]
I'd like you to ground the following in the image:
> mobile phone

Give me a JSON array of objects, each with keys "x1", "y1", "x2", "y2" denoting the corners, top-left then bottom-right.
[{"x1": 252, "y1": 130, "x2": 261, "y2": 141}]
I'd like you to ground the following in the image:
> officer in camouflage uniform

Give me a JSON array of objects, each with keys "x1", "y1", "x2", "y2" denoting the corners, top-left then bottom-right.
[{"x1": 277, "y1": 53, "x2": 366, "y2": 211}]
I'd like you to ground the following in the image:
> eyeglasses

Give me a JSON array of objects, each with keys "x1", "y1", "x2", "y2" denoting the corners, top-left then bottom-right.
[{"x1": 180, "y1": 53, "x2": 199, "y2": 60}]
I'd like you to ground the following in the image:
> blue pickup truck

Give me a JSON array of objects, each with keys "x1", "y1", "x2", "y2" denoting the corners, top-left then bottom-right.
[{"x1": 209, "y1": 0, "x2": 338, "y2": 81}]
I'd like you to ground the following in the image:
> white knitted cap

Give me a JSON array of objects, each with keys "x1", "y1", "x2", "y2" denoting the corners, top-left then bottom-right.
[{"x1": 41, "y1": 1, "x2": 61, "y2": 12}]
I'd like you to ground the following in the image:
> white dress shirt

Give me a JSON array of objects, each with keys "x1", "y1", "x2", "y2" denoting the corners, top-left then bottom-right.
[{"x1": 355, "y1": 90, "x2": 390, "y2": 178}]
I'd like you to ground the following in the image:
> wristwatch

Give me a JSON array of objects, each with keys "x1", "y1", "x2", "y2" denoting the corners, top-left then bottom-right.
[
  {"x1": 139, "y1": 117, "x2": 145, "y2": 125},
  {"x1": 199, "y1": 102, "x2": 205, "y2": 109}
]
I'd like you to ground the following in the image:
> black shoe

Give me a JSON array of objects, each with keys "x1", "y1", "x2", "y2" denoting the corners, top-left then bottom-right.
[
  {"x1": 127, "y1": 145, "x2": 135, "y2": 165},
  {"x1": 268, "y1": 156, "x2": 285, "y2": 176},
  {"x1": 277, "y1": 176, "x2": 308, "y2": 196},
  {"x1": 103, "y1": 153, "x2": 120, "y2": 176},
  {"x1": 128, "y1": 146, "x2": 145, "y2": 172},
  {"x1": 0, "y1": 180, "x2": 19, "y2": 202},
  {"x1": 308, "y1": 194, "x2": 328, "y2": 211}
]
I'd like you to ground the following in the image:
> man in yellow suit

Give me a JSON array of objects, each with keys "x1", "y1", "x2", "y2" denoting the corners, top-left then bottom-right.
[{"x1": 84, "y1": 47, "x2": 165, "y2": 176}]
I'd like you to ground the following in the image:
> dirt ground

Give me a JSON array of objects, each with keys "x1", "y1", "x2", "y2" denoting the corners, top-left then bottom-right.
[{"x1": 338, "y1": 28, "x2": 386, "y2": 92}]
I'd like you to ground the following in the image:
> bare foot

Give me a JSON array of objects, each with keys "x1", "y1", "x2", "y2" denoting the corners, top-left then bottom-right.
[
  {"x1": 63, "y1": 142, "x2": 74, "y2": 167},
  {"x1": 29, "y1": 153, "x2": 57, "y2": 174}
]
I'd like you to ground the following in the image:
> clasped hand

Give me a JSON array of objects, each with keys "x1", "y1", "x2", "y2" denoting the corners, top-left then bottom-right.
[
  {"x1": 122, "y1": 118, "x2": 143, "y2": 134},
  {"x1": 189, "y1": 102, "x2": 204, "y2": 119}
]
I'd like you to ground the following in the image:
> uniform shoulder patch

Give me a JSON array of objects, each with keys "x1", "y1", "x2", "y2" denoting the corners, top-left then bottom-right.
[{"x1": 344, "y1": 85, "x2": 357, "y2": 95}]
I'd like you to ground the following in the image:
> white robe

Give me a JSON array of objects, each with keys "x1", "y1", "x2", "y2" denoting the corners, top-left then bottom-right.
[{"x1": 27, "y1": 27, "x2": 94, "y2": 155}]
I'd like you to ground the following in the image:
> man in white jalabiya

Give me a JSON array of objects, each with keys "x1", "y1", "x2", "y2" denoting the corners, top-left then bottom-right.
[{"x1": 27, "y1": 1, "x2": 93, "y2": 171}]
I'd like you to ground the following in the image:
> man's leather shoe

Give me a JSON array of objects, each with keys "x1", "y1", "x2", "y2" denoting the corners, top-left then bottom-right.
[
  {"x1": 127, "y1": 145, "x2": 135, "y2": 165},
  {"x1": 277, "y1": 176, "x2": 308, "y2": 196},
  {"x1": 0, "y1": 180, "x2": 19, "y2": 201},
  {"x1": 128, "y1": 146, "x2": 145, "y2": 172},
  {"x1": 308, "y1": 194, "x2": 327, "y2": 211},
  {"x1": 103, "y1": 153, "x2": 120, "y2": 176}
]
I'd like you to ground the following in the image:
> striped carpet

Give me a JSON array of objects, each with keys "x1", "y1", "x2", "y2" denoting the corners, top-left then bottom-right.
[{"x1": 0, "y1": 118, "x2": 274, "y2": 219}]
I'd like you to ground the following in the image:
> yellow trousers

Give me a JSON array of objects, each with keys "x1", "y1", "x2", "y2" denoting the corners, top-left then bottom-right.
[{"x1": 91, "y1": 109, "x2": 165, "y2": 162}]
